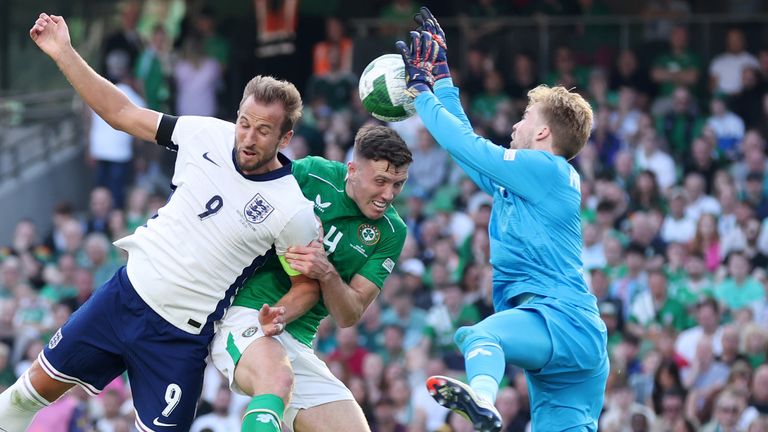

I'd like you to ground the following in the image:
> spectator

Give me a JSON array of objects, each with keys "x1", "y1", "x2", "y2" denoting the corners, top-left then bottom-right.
[
  {"x1": 306, "y1": 44, "x2": 357, "y2": 111},
  {"x1": 706, "y1": 96, "x2": 746, "y2": 160},
  {"x1": 172, "y1": 34, "x2": 222, "y2": 117},
  {"x1": 601, "y1": 381, "x2": 656, "y2": 432},
  {"x1": 43, "y1": 202, "x2": 77, "y2": 255},
  {"x1": 189, "y1": 385, "x2": 239, "y2": 432},
  {"x1": 94, "y1": 388, "x2": 126, "y2": 432},
  {"x1": 701, "y1": 390, "x2": 747, "y2": 432},
  {"x1": 675, "y1": 252, "x2": 716, "y2": 310},
  {"x1": 471, "y1": 69, "x2": 511, "y2": 123},
  {"x1": 683, "y1": 337, "x2": 730, "y2": 422},
  {"x1": 653, "y1": 387, "x2": 687, "y2": 431},
  {"x1": 742, "y1": 324, "x2": 768, "y2": 370},
  {"x1": 743, "y1": 172, "x2": 768, "y2": 219},
  {"x1": 609, "y1": 86, "x2": 644, "y2": 147},
  {"x1": 583, "y1": 223, "x2": 607, "y2": 270},
  {"x1": 661, "y1": 188, "x2": 696, "y2": 244},
  {"x1": 715, "y1": 251, "x2": 764, "y2": 314},
  {"x1": 422, "y1": 284, "x2": 479, "y2": 369},
  {"x1": 193, "y1": 6, "x2": 231, "y2": 73},
  {"x1": 313, "y1": 18, "x2": 353, "y2": 76},
  {"x1": 89, "y1": 52, "x2": 145, "y2": 209},
  {"x1": 652, "y1": 358, "x2": 686, "y2": 411},
  {"x1": 380, "y1": 324, "x2": 406, "y2": 365},
  {"x1": 372, "y1": 397, "x2": 407, "y2": 432},
  {"x1": 39, "y1": 255, "x2": 78, "y2": 304},
  {"x1": 676, "y1": 298, "x2": 724, "y2": 364},
  {"x1": 732, "y1": 68, "x2": 766, "y2": 129},
  {"x1": 85, "y1": 187, "x2": 114, "y2": 238},
  {"x1": 730, "y1": 131, "x2": 767, "y2": 186},
  {"x1": 656, "y1": 87, "x2": 704, "y2": 161},
  {"x1": 650, "y1": 25, "x2": 702, "y2": 106},
  {"x1": 610, "y1": 242, "x2": 649, "y2": 320},
  {"x1": 609, "y1": 50, "x2": 654, "y2": 104},
  {"x1": 495, "y1": 386, "x2": 527, "y2": 432},
  {"x1": 684, "y1": 172, "x2": 722, "y2": 222},
  {"x1": 134, "y1": 24, "x2": 170, "y2": 113},
  {"x1": 407, "y1": 128, "x2": 450, "y2": 199},
  {"x1": 545, "y1": 45, "x2": 591, "y2": 90},
  {"x1": 82, "y1": 233, "x2": 123, "y2": 289},
  {"x1": 720, "y1": 325, "x2": 750, "y2": 367},
  {"x1": 327, "y1": 326, "x2": 369, "y2": 378},
  {"x1": 684, "y1": 137, "x2": 723, "y2": 195},
  {"x1": 504, "y1": 52, "x2": 537, "y2": 116},
  {"x1": 709, "y1": 28, "x2": 760, "y2": 96},
  {"x1": 635, "y1": 133, "x2": 676, "y2": 192},
  {"x1": 749, "y1": 365, "x2": 768, "y2": 414},
  {"x1": 627, "y1": 270, "x2": 689, "y2": 338},
  {"x1": 101, "y1": 0, "x2": 143, "y2": 82}
]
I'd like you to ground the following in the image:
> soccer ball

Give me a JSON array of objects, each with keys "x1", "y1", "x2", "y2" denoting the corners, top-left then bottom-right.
[{"x1": 358, "y1": 54, "x2": 416, "y2": 122}]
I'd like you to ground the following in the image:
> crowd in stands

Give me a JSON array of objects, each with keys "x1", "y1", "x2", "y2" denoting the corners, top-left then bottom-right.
[{"x1": 3, "y1": 0, "x2": 768, "y2": 431}]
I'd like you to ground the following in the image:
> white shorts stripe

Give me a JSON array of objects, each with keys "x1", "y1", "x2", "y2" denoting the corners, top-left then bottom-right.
[
  {"x1": 134, "y1": 412, "x2": 157, "y2": 432},
  {"x1": 37, "y1": 352, "x2": 101, "y2": 396}
]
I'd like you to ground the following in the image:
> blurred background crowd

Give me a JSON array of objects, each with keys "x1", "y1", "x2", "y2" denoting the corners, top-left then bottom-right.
[{"x1": 3, "y1": 0, "x2": 768, "y2": 431}]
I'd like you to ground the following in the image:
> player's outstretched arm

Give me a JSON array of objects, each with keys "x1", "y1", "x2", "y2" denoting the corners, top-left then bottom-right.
[
  {"x1": 30, "y1": 13, "x2": 159, "y2": 142},
  {"x1": 272, "y1": 274, "x2": 321, "y2": 324}
]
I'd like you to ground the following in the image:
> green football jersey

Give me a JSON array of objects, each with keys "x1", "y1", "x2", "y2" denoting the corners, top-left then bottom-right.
[{"x1": 232, "y1": 156, "x2": 407, "y2": 346}]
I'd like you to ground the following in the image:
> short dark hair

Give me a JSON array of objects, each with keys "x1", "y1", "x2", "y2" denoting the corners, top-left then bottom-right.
[
  {"x1": 353, "y1": 125, "x2": 413, "y2": 169},
  {"x1": 596, "y1": 200, "x2": 616, "y2": 213},
  {"x1": 626, "y1": 242, "x2": 647, "y2": 257},
  {"x1": 696, "y1": 297, "x2": 719, "y2": 314}
]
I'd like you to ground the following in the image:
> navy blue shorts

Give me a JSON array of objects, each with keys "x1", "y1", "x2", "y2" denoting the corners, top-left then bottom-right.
[{"x1": 40, "y1": 267, "x2": 211, "y2": 431}]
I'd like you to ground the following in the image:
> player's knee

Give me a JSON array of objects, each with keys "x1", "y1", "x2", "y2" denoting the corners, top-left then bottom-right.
[
  {"x1": 238, "y1": 358, "x2": 293, "y2": 400},
  {"x1": 454, "y1": 325, "x2": 498, "y2": 354}
]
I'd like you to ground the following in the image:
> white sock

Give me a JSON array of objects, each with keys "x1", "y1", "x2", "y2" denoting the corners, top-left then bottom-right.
[
  {"x1": 470, "y1": 374, "x2": 499, "y2": 405},
  {"x1": 0, "y1": 371, "x2": 50, "y2": 431}
]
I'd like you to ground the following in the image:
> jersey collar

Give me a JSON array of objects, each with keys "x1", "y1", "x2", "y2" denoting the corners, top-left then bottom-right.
[{"x1": 232, "y1": 150, "x2": 292, "y2": 182}]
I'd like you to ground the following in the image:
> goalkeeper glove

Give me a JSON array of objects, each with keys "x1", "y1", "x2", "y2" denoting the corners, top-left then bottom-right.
[
  {"x1": 395, "y1": 31, "x2": 439, "y2": 97},
  {"x1": 414, "y1": 7, "x2": 450, "y2": 81}
]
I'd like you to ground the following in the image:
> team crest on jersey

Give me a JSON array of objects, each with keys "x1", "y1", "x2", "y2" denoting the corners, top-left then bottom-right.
[
  {"x1": 358, "y1": 224, "x2": 380, "y2": 246},
  {"x1": 244, "y1": 194, "x2": 274, "y2": 224},
  {"x1": 242, "y1": 327, "x2": 258, "y2": 337},
  {"x1": 48, "y1": 328, "x2": 62, "y2": 349}
]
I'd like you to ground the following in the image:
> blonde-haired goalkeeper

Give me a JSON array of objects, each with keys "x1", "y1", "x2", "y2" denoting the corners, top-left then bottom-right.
[{"x1": 397, "y1": 8, "x2": 609, "y2": 432}]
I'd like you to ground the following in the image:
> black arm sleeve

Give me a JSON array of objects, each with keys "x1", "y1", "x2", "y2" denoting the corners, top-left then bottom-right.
[{"x1": 155, "y1": 114, "x2": 179, "y2": 151}]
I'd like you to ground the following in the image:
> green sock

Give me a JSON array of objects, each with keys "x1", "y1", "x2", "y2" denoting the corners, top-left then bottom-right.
[{"x1": 242, "y1": 394, "x2": 285, "y2": 432}]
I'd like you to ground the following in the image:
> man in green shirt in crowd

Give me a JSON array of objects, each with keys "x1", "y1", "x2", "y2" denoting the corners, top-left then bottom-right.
[{"x1": 211, "y1": 124, "x2": 411, "y2": 432}]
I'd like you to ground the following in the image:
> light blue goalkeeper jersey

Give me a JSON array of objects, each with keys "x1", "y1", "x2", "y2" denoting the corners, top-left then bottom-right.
[{"x1": 415, "y1": 82, "x2": 597, "y2": 314}]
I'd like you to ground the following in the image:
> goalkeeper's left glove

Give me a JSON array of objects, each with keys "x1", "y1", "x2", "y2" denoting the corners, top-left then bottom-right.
[
  {"x1": 395, "y1": 31, "x2": 439, "y2": 98},
  {"x1": 414, "y1": 7, "x2": 450, "y2": 81}
]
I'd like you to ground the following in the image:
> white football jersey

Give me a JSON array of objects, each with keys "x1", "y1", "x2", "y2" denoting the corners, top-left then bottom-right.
[{"x1": 114, "y1": 115, "x2": 318, "y2": 335}]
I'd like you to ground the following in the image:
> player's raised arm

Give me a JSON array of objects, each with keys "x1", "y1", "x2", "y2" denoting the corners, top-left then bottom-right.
[{"x1": 30, "y1": 13, "x2": 159, "y2": 142}]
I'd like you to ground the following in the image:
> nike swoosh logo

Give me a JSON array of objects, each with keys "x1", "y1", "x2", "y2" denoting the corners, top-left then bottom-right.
[
  {"x1": 153, "y1": 417, "x2": 178, "y2": 427},
  {"x1": 202, "y1": 152, "x2": 219, "y2": 166}
]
